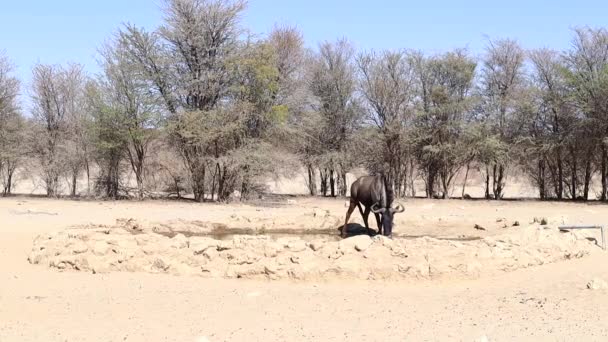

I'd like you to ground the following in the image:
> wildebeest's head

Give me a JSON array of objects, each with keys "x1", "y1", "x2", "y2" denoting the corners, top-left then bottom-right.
[{"x1": 371, "y1": 203, "x2": 405, "y2": 237}]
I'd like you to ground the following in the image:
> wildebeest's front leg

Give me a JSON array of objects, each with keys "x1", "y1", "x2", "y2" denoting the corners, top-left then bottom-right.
[
  {"x1": 343, "y1": 200, "x2": 357, "y2": 238},
  {"x1": 374, "y1": 212, "x2": 382, "y2": 236}
]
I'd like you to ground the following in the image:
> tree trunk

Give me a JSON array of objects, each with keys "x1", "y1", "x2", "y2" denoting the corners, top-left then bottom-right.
[
  {"x1": 320, "y1": 169, "x2": 328, "y2": 197},
  {"x1": 194, "y1": 165, "x2": 206, "y2": 202},
  {"x1": 602, "y1": 145, "x2": 607, "y2": 201},
  {"x1": 426, "y1": 166, "x2": 436, "y2": 199},
  {"x1": 441, "y1": 171, "x2": 449, "y2": 199},
  {"x1": 7, "y1": 169, "x2": 11, "y2": 194},
  {"x1": 71, "y1": 171, "x2": 78, "y2": 197},
  {"x1": 485, "y1": 165, "x2": 491, "y2": 199},
  {"x1": 218, "y1": 166, "x2": 226, "y2": 202},
  {"x1": 493, "y1": 163, "x2": 505, "y2": 200},
  {"x1": 462, "y1": 162, "x2": 471, "y2": 199},
  {"x1": 538, "y1": 159, "x2": 545, "y2": 200},
  {"x1": 307, "y1": 164, "x2": 317, "y2": 196},
  {"x1": 584, "y1": 156, "x2": 592, "y2": 201},
  {"x1": 557, "y1": 148, "x2": 563, "y2": 200},
  {"x1": 329, "y1": 169, "x2": 336, "y2": 197},
  {"x1": 211, "y1": 163, "x2": 219, "y2": 201},
  {"x1": 241, "y1": 165, "x2": 250, "y2": 201},
  {"x1": 409, "y1": 158, "x2": 416, "y2": 197},
  {"x1": 85, "y1": 161, "x2": 91, "y2": 197},
  {"x1": 571, "y1": 147, "x2": 577, "y2": 201}
]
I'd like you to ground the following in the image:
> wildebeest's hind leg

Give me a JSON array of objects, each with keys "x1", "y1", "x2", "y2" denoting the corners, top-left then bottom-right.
[
  {"x1": 343, "y1": 200, "x2": 357, "y2": 238},
  {"x1": 360, "y1": 205, "x2": 372, "y2": 235},
  {"x1": 374, "y1": 213, "x2": 382, "y2": 236}
]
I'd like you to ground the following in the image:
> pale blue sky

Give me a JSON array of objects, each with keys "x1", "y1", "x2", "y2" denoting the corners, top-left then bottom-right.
[{"x1": 1, "y1": 0, "x2": 607, "y2": 107}]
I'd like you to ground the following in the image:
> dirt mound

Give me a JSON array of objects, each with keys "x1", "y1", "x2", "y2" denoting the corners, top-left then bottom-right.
[{"x1": 28, "y1": 220, "x2": 597, "y2": 281}]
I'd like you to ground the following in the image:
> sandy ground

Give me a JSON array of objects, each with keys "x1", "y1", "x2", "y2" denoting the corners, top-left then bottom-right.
[{"x1": 2, "y1": 196, "x2": 608, "y2": 341}]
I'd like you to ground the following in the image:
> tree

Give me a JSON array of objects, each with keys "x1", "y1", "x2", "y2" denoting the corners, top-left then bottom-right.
[
  {"x1": 517, "y1": 49, "x2": 578, "y2": 200},
  {"x1": 268, "y1": 25, "x2": 319, "y2": 195},
  {"x1": 411, "y1": 49, "x2": 477, "y2": 198},
  {"x1": 357, "y1": 50, "x2": 415, "y2": 196},
  {"x1": 118, "y1": 0, "x2": 247, "y2": 201},
  {"x1": 30, "y1": 63, "x2": 87, "y2": 197},
  {"x1": 98, "y1": 36, "x2": 162, "y2": 199},
  {"x1": 86, "y1": 81, "x2": 127, "y2": 199},
  {"x1": 480, "y1": 38, "x2": 525, "y2": 199},
  {"x1": 0, "y1": 52, "x2": 24, "y2": 196},
  {"x1": 563, "y1": 27, "x2": 608, "y2": 200},
  {"x1": 309, "y1": 39, "x2": 361, "y2": 197}
]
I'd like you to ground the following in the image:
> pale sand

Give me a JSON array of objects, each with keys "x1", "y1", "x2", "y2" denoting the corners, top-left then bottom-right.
[{"x1": 2, "y1": 196, "x2": 608, "y2": 341}]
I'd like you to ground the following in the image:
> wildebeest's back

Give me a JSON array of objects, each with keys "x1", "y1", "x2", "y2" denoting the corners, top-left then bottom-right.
[{"x1": 350, "y1": 175, "x2": 387, "y2": 207}]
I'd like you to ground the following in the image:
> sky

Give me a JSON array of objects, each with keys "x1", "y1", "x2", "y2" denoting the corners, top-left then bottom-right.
[{"x1": 1, "y1": 0, "x2": 607, "y2": 108}]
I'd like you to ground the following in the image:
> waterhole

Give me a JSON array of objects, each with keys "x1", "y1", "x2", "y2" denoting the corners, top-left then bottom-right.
[{"x1": 152, "y1": 226, "x2": 482, "y2": 242}]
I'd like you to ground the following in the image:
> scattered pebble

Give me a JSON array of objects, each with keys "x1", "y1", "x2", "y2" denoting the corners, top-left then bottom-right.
[{"x1": 587, "y1": 278, "x2": 607, "y2": 290}]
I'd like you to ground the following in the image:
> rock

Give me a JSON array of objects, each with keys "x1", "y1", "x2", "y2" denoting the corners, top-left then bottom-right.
[
  {"x1": 190, "y1": 237, "x2": 219, "y2": 255},
  {"x1": 152, "y1": 258, "x2": 170, "y2": 272},
  {"x1": 308, "y1": 239, "x2": 325, "y2": 251},
  {"x1": 533, "y1": 217, "x2": 548, "y2": 225},
  {"x1": 263, "y1": 262, "x2": 279, "y2": 276},
  {"x1": 512, "y1": 221, "x2": 520, "y2": 227},
  {"x1": 170, "y1": 234, "x2": 189, "y2": 249},
  {"x1": 231, "y1": 264, "x2": 265, "y2": 279},
  {"x1": 355, "y1": 237, "x2": 373, "y2": 252},
  {"x1": 390, "y1": 246, "x2": 408, "y2": 258},
  {"x1": 116, "y1": 218, "x2": 142, "y2": 231},
  {"x1": 340, "y1": 235, "x2": 372, "y2": 252},
  {"x1": 290, "y1": 255, "x2": 301, "y2": 264},
  {"x1": 474, "y1": 224, "x2": 486, "y2": 231},
  {"x1": 222, "y1": 250, "x2": 259, "y2": 265},
  {"x1": 217, "y1": 240, "x2": 233, "y2": 251},
  {"x1": 286, "y1": 240, "x2": 308, "y2": 252},
  {"x1": 69, "y1": 241, "x2": 89, "y2": 254},
  {"x1": 142, "y1": 243, "x2": 161, "y2": 255},
  {"x1": 203, "y1": 248, "x2": 219, "y2": 260},
  {"x1": 263, "y1": 242, "x2": 282, "y2": 258},
  {"x1": 587, "y1": 278, "x2": 608, "y2": 290},
  {"x1": 372, "y1": 235, "x2": 394, "y2": 247},
  {"x1": 91, "y1": 241, "x2": 110, "y2": 256}
]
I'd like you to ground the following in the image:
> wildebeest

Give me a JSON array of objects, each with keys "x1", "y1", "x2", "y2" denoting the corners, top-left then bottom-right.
[{"x1": 343, "y1": 174, "x2": 404, "y2": 238}]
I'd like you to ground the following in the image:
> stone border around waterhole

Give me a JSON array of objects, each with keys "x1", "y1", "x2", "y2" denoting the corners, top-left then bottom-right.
[{"x1": 28, "y1": 225, "x2": 597, "y2": 281}]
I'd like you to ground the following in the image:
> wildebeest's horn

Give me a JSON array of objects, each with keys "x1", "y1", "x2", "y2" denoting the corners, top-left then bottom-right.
[
  {"x1": 393, "y1": 203, "x2": 405, "y2": 213},
  {"x1": 371, "y1": 203, "x2": 386, "y2": 214}
]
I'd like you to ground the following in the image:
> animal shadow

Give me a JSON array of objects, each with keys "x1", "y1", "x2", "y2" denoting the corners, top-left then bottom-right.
[{"x1": 337, "y1": 223, "x2": 379, "y2": 238}]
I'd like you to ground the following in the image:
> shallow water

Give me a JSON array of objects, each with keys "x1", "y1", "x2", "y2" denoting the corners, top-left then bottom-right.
[{"x1": 154, "y1": 227, "x2": 482, "y2": 242}]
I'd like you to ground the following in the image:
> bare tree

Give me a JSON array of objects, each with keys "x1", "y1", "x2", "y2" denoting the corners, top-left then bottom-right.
[
  {"x1": 309, "y1": 39, "x2": 361, "y2": 197},
  {"x1": 30, "y1": 63, "x2": 87, "y2": 197},
  {"x1": 0, "y1": 52, "x2": 24, "y2": 195},
  {"x1": 118, "y1": 0, "x2": 247, "y2": 201},
  {"x1": 480, "y1": 38, "x2": 525, "y2": 199},
  {"x1": 357, "y1": 50, "x2": 415, "y2": 196},
  {"x1": 564, "y1": 27, "x2": 608, "y2": 200}
]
